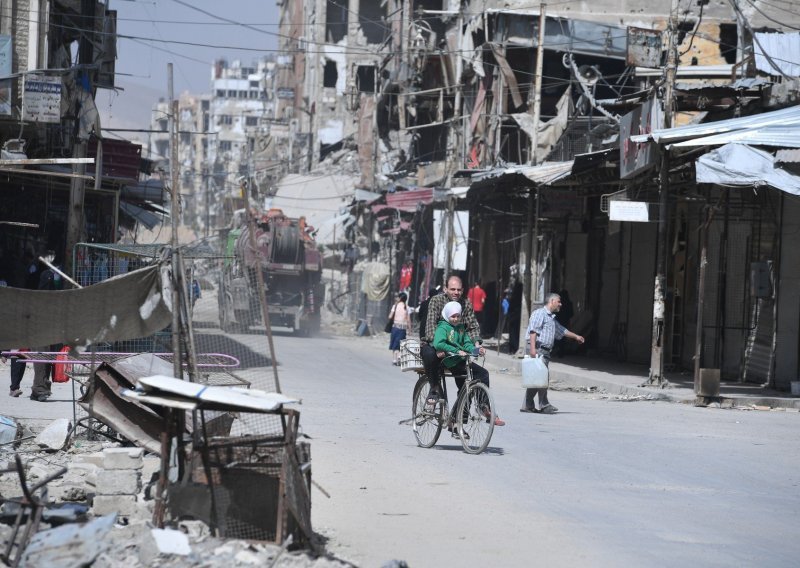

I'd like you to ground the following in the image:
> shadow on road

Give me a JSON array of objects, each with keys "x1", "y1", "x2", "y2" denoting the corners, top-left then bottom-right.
[
  {"x1": 193, "y1": 332, "x2": 275, "y2": 370},
  {"x1": 431, "y1": 445, "x2": 505, "y2": 456}
]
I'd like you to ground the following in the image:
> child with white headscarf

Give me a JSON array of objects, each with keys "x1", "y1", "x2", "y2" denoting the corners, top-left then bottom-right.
[{"x1": 432, "y1": 300, "x2": 505, "y2": 426}]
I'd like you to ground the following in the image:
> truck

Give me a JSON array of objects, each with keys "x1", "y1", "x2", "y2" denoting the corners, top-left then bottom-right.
[{"x1": 218, "y1": 208, "x2": 324, "y2": 336}]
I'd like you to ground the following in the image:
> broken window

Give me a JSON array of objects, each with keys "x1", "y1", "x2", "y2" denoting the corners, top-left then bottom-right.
[
  {"x1": 326, "y1": 0, "x2": 348, "y2": 43},
  {"x1": 219, "y1": 141, "x2": 232, "y2": 151},
  {"x1": 356, "y1": 65, "x2": 376, "y2": 93},
  {"x1": 358, "y1": 0, "x2": 388, "y2": 45},
  {"x1": 324, "y1": 60, "x2": 338, "y2": 88},
  {"x1": 413, "y1": 124, "x2": 447, "y2": 162},
  {"x1": 246, "y1": 116, "x2": 259, "y2": 126},
  {"x1": 414, "y1": 0, "x2": 445, "y2": 43},
  {"x1": 718, "y1": 23, "x2": 738, "y2": 64}
]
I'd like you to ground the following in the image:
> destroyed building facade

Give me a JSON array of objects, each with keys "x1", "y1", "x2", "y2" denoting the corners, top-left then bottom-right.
[{"x1": 267, "y1": 0, "x2": 800, "y2": 390}]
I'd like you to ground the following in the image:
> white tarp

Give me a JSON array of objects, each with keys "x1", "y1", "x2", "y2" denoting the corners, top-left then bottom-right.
[{"x1": 695, "y1": 143, "x2": 800, "y2": 196}]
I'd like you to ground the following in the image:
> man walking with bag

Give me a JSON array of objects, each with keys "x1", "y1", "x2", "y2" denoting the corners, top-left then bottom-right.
[{"x1": 522, "y1": 292, "x2": 584, "y2": 414}]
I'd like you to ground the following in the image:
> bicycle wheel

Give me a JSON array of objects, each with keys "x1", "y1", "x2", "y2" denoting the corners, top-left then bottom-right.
[
  {"x1": 456, "y1": 382, "x2": 495, "y2": 454},
  {"x1": 412, "y1": 377, "x2": 444, "y2": 448}
]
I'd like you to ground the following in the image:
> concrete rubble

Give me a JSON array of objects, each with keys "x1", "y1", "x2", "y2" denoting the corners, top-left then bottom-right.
[
  {"x1": 34, "y1": 418, "x2": 73, "y2": 451},
  {"x1": 0, "y1": 419, "x2": 348, "y2": 568}
]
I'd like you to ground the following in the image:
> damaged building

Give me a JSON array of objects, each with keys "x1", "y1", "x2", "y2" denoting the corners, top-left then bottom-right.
[
  {"x1": 0, "y1": 1, "x2": 168, "y2": 275},
  {"x1": 268, "y1": 0, "x2": 800, "y2": 392}
]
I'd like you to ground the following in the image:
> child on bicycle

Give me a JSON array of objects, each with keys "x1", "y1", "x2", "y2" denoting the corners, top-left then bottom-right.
[{"x1": 432, "y1": 301, "x2": 505, "y2": 426}]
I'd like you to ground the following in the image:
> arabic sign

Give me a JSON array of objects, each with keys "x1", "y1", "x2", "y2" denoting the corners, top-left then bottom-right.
[
  {"x1": 23, "y1": 74, "x2": 62, "y2": 123},
  {"x1": 0, "y1": 35, "x2": 11, "y2": 116},
  {"x1": 620, "y1": 98, "x2": 662, "y2": 179},
  {"x1": 609, "y1": 201, "x2": 649, "y2": 222},
  {"x1": 626, "y1": 27, "x2": 663, "y2": 68},
  {"x1": 276, "y1": 87, "x2": 295, "y2": 100}
]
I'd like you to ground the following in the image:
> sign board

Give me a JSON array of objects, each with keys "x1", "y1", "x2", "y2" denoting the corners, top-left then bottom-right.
[
  {"x1": 433, "y1": 209, "x2": 469, "y2": 270},
  {"x1": 23, "y1": 74, "x2": 62, "y2": 123},
  {"x1": 627, "y1": 27, "x2": 663, "y2": 68},
  {"x1": 620, "y1": 98, "x2": 662, "y2": 179},
  {"x1": 0, "y1": 35, "x2": 11, "y2": 116},
  {"x1": 609, "y1": 201, "x2": 650, "y2": 222},
  {"x1": 276, "y1": 87, "x2": 295, "y2": 100}
]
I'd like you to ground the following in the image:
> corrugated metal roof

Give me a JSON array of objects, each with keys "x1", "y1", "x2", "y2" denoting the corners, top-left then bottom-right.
[
  {"x1": 671, "y1": 125, "x2": 800, "y2": 148},
  {"x1": 674, "y1": 78, "x2": 770, "y2": 91},
  {"x1": 385, "y1": 188, "x2": 434, "y2": 212},
  {"x1": 630, "y1": 104, "x2": 800, "y2": 144},
  {"x1": 472, "y1": 161, "x2": 575, "y2": 186},
  {"x1": 776, "y1": 149, "x2": 800, "y2": 163}
]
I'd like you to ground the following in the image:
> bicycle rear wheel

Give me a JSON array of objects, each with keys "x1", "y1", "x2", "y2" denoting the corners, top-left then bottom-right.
[
  {"x1": 412, "y1": 377, "x2": 444, "y2": 448},
  {"x1": 456, "y1": 382, "x2": 495, "y2": 454}
]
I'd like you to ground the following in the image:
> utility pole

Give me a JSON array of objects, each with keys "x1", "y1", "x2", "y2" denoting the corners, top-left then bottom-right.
[
  {"x1": 65, "y1": 0, "x2": 95, "y2": 274},
  {"x1": 647, "y1": 0, "x2": 679, "y2": 385},
  {"x1": 168, "y1": 63, "x2": 183, "y2": 380},
  {"x1": 517, "y1": 4, "x2": 546, "y2": 356}
]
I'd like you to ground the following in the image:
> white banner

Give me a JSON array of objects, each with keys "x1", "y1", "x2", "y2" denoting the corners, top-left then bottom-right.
[{"x1": 433, "y1": 209, "x2": 469, "y2": 270}]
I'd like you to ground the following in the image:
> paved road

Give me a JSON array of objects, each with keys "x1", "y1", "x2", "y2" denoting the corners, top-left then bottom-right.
[
  {"x1": 4, "y1": 325, "x2": 798, "y2": 568},
  {"x1": 258, "y1": 330, "x2": 800, "y2": 568}
]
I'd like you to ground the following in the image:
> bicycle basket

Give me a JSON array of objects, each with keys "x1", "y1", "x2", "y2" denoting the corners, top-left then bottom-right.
[{"x1": 399, "y1": 339, "x2": 423, "y2": 372}]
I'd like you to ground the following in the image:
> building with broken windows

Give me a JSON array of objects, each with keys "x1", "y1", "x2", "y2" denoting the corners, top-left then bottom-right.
[
  {"x1": 267, "y1": 0, "x2": 800, "y2": 392},
  {"x1": 0, "y1": 1, "x2": 167, "y2": 278}
]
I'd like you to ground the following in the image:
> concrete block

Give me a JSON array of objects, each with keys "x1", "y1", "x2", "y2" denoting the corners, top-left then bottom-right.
[
  {"x1": 72, "y1": 452, "x2": 104, "y2": 467},
  {"x1": 34, "y1": 418, "x2": 72, "y2": 451},
  {"x1": 96, "y1": 469, "x2": 141, "y2": 495},
  {"x1": 92, "y1": 495, "x2": 138, "y2": 517},
  {"x1": 139, "y1": 528, "x2": 191, "y2": 565},
  {"x1": 102, "y1": 448, "x2": 143, "y2": 470}
]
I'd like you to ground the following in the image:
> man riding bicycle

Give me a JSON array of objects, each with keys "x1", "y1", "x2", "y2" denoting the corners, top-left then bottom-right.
[{"x1": 421, "y1": 275, "x2": 504, "y2": 426}]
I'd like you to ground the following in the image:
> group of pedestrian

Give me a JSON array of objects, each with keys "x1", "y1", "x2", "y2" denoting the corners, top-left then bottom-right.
[{"x1": 389, "y1": 273, "x2": 584, "y2": 419}]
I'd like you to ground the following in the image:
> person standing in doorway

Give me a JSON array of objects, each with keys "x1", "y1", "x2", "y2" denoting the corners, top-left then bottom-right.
[
  {"x1": 466, "y1": 280, "x2": 487, "y2": 337},
  {"x1": 388, "y1": 292, "x2": 409, "y2": 366},
  {"x1": 521, "y1": 292, "x2": 584, "y2": 414}
]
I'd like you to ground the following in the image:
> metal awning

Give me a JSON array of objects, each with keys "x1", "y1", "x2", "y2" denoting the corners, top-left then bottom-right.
[
  {"x1": 119, "y1": 201, "x2": 162, "y2": 230},
  {"x1": 671, "y1": 125, "x2": 800, "y2": 149},
  {"x1": 121, "y1": 179, "x2": 166, "y2": 203},
  {"x1": 472, "y1": 161, "x2": 575, "y2": 186},
  {"x1": 631, "y1": 104, "x2": 800, "y2": 145},
  {"x1": 385, "y1": 187, "x2": 434, "y2": 212}
]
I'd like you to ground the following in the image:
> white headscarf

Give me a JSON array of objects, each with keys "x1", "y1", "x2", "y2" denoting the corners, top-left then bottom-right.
[{"x1": 442, "y1": 301, "x2": 462, "y2": 320}]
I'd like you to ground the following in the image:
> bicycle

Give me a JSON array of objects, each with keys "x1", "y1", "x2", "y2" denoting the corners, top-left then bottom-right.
[{"x1": 410, "y1": 353, "x2": 496, "y2": 454}]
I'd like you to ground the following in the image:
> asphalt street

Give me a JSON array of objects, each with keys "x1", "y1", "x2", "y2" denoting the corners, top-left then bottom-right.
[
  {"x1": 3, "y1": 326, "x2": 798, "y2": 568},
  {"x1": 258, "y1": 330, "x2": 800, "y2": 568}
]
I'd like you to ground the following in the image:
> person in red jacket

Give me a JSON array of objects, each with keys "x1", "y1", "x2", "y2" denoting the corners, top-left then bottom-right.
[{"x1": 466, "y1": 280, "x2": 487, "y2": 336}]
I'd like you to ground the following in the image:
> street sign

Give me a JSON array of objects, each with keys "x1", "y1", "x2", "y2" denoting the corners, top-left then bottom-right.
[
  {"x1": 627, "y1": 27, "x2": 663, "y2": 68},
  {"x1": 609, "y1": 201, "x2": 650, "y2": 222},
  {"x1": 23, "y1": 74, "x2": 62, "y2": 123}
]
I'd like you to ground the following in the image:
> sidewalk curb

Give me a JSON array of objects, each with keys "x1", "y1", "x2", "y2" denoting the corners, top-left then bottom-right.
[{"x1": 482, "y1": 352, "x2": 800, "y2": 412}]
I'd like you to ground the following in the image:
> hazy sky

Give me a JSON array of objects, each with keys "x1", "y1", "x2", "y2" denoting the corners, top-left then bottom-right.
[{"x1": 97, "y1": 0, "x2": 278, "y2": 142}]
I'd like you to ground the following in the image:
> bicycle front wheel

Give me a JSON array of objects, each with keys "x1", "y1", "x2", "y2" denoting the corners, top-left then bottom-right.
[
  {"x1": 456, "y1": 382, "x2": 495, "y2": 454},
  {"x1": 412, "y1": 377, "x2": 444, "y2": 448}
]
